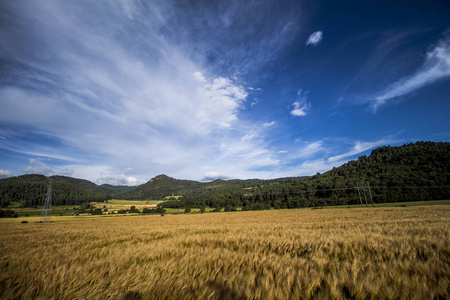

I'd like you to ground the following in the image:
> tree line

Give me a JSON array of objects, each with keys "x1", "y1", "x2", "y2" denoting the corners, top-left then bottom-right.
[
  {"x1": 160, "y1": 142, "x2": 450, "y2": 210},
  {"x1": 1, "y1": 141, "x2": 448, "y2": 210},
  {"x1": 0, "y1": 174, "x2": 109, "y2": 208}
]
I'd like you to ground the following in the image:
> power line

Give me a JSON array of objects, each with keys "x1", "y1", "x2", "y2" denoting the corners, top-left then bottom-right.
[{"x1": 242, "y1": 185, "x2": 450, "y2": 195}]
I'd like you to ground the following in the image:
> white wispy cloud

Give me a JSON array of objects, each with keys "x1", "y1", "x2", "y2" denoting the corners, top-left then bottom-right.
[
  {"x1": 203, "y1": 136, "x2": 399, "y2": 180},
  {"x1": 372, "y1": 37, "x2": 450, "y2": 110},
  {"x1": 250, "y1": 98, "x2": 261, "y2": 107},
  {"x1": 1, "y1": 1, "x2": 281, "y2": 183},
  {"x1": 24, "y1": 158, "x2": 53, "y2": 176},
  {"x1": 202, "y1": 171, "x2": 230, "y2": 181},
  {"x1": 258, "y1": 140, "x2": 325, "y2": 178},
  {"x1": 247, "y1": 87, "x2": 262, "y2": 91},
  {"x1": 58, "y1": 168, "x2": 74, "y2": 177},
  {"x1": 297, "y1": 158, "x2": 343, "y2": 175},
  {"x1": 328, "y1": 139, "x2": 395, "y2": 162},
  {"x1": 96, "y1": 175, "x2": 144, "y2": 186},
  {"x1": 283, "y1": 140, "x2": 325, "y2": 161},
  {"x1": 241, "y1": 131, "x2": 257, "y2": 142},
  {"x1": 306, "y1": 31, "x2": 323, "y2": 46},
  {"x1": 291, "y1": 101, "x2": 310, "y2": 116},
  {"x1": 290, "y1": 89, "x2": 311, "y2": 116},
  {"x1": 0, "y1": 1, "x2": 403, "y2": 184},
  {"x1": 57, "y1": 164, "x2": 146, "y2": 186},
  {"x1": 0, "y1": 169, "x2": 13, "y2": 179},
  {"x1": 241, "y1": 121, "x2": 276, "y2": 142},
  {"x1": 263, "y1": 121, "x2": 276, "y2": 128},
  {"x1": 273, "y1": 137, "x2": 399, "y2": 178},
  {"x1": 194, "y1": 75, "x2": 247, "y2": 128}
]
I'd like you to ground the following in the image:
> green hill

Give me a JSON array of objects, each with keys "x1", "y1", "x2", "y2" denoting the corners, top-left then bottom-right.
[
  {"x1": 1, "y1": 141, "x2": 448, "y2": 209},
  {"x1": 50, "y1": 175, "x2": 110, "y2": 195},
  {"x1": 113, "y1": 174, "x2": 305, "y2": 200},
  {"x1": 100, "y1": 184, "x2": 137, "y2": 195},
  {"x1": 0, "y1": 174, "x2": 109, "y2": 208},
  {"x1": 116, "y1": 174, "x2": 203, "y2": 200},
  {"x1": 178, "y1": 141, "x2": 450, "y2": 209},
  {"x1": 321, "y1": 141, "x2": 449, "y2": 187}
]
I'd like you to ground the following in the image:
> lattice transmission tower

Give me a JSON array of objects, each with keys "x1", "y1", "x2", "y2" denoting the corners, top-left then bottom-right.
[
  {"x1": 355, "y1": 181, "x2": 374, "y2": 207},
  {"x1": 40, "y1": 181, "x2": 53, "y2": 222}
]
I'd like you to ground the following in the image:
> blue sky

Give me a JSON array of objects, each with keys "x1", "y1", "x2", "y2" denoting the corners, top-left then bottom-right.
[{"x1": 1, "y1": 0, "x2": 449, "y2": 185}]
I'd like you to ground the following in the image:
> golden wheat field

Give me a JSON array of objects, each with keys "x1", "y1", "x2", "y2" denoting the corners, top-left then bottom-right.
[{"x1": 0, "y1": 206, "x2": 449, "y2": 299}]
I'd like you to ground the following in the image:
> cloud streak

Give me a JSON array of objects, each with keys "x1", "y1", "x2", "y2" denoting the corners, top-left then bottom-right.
[
  {"x1": 372, "y1": 37, "x2": 450, "y2": 110},
  {"x1": 328, "y1": 139, "x2": 396, "y2": 162},
  {"x1": 1, "y1": 1, "x2": 427, "y2": 185},
  {"x1": 0, "y1": 1, "x2": 302, "y2": 183}
]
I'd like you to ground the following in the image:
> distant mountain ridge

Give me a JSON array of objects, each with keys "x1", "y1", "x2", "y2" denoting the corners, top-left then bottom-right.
[
  {"x1": 1, "y1": 141, "x2": 449, "y2": 207},
  {"x1": 114, "y1": 174, "x2": 306, "y2": 200}
]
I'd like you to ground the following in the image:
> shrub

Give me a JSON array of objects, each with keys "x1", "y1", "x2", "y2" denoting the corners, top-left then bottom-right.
[
  {"x1": 91, "y1": 208, "x2": 103, "y2": 215},
  {"x1": 0, "y1": 210, "x2": 17, "y2": 218},
  {"x1": 129, "y1": 206, "x2": 140, "y2": 213},
  {"x1": 224, "y1": 206, "x2": 237, "y2": 212}
]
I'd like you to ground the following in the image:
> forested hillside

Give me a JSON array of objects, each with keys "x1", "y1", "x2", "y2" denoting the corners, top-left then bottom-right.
[
  {"x1": 1, "y1": 141, "x2": 448, "y2": 209},
  {"x1": 175, "y1": 142, "x2": 450, "y2": 210},
  {"x1": 115, "y1": 173, "x2": 307, "y2": 200},
  {"x1": 0, "y1": 174, "x2": 109, "y2": 208},
  {"x1": 116, "y1": 175, "x2": 203, "y2": 200},
  {"x1": 100, "y1": 184, "x2": 137, "y2": 196},
  {"x1": 50, "y1": 175, "x2": 109, "y2": 195}
]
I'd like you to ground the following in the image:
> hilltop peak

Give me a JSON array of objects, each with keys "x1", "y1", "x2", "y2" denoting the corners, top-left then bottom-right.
[{"x1": 150, "y1": 174, "x2": 173, "y2": 182}]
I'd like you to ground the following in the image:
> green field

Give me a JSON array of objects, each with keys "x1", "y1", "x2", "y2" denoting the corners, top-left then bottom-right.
[{"x1": 2, "y1": 199, "x2": 449, "y2": 224}]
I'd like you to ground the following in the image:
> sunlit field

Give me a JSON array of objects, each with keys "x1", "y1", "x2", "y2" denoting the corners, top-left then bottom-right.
[
  {"x1": 0, "y1": 206, "x2": 449, "y2": 299},
  {"x1": 95, "y1": 199, "x2": 163, "y2": 210}
]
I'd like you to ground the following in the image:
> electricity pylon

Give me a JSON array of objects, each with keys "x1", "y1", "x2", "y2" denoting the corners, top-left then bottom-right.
[
  {"x1": 40, "y1": 181, "x2": 52, "y2": 222},
  {"x1": 355, "y1": 182, "x2": 374, "y2": 207}
]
